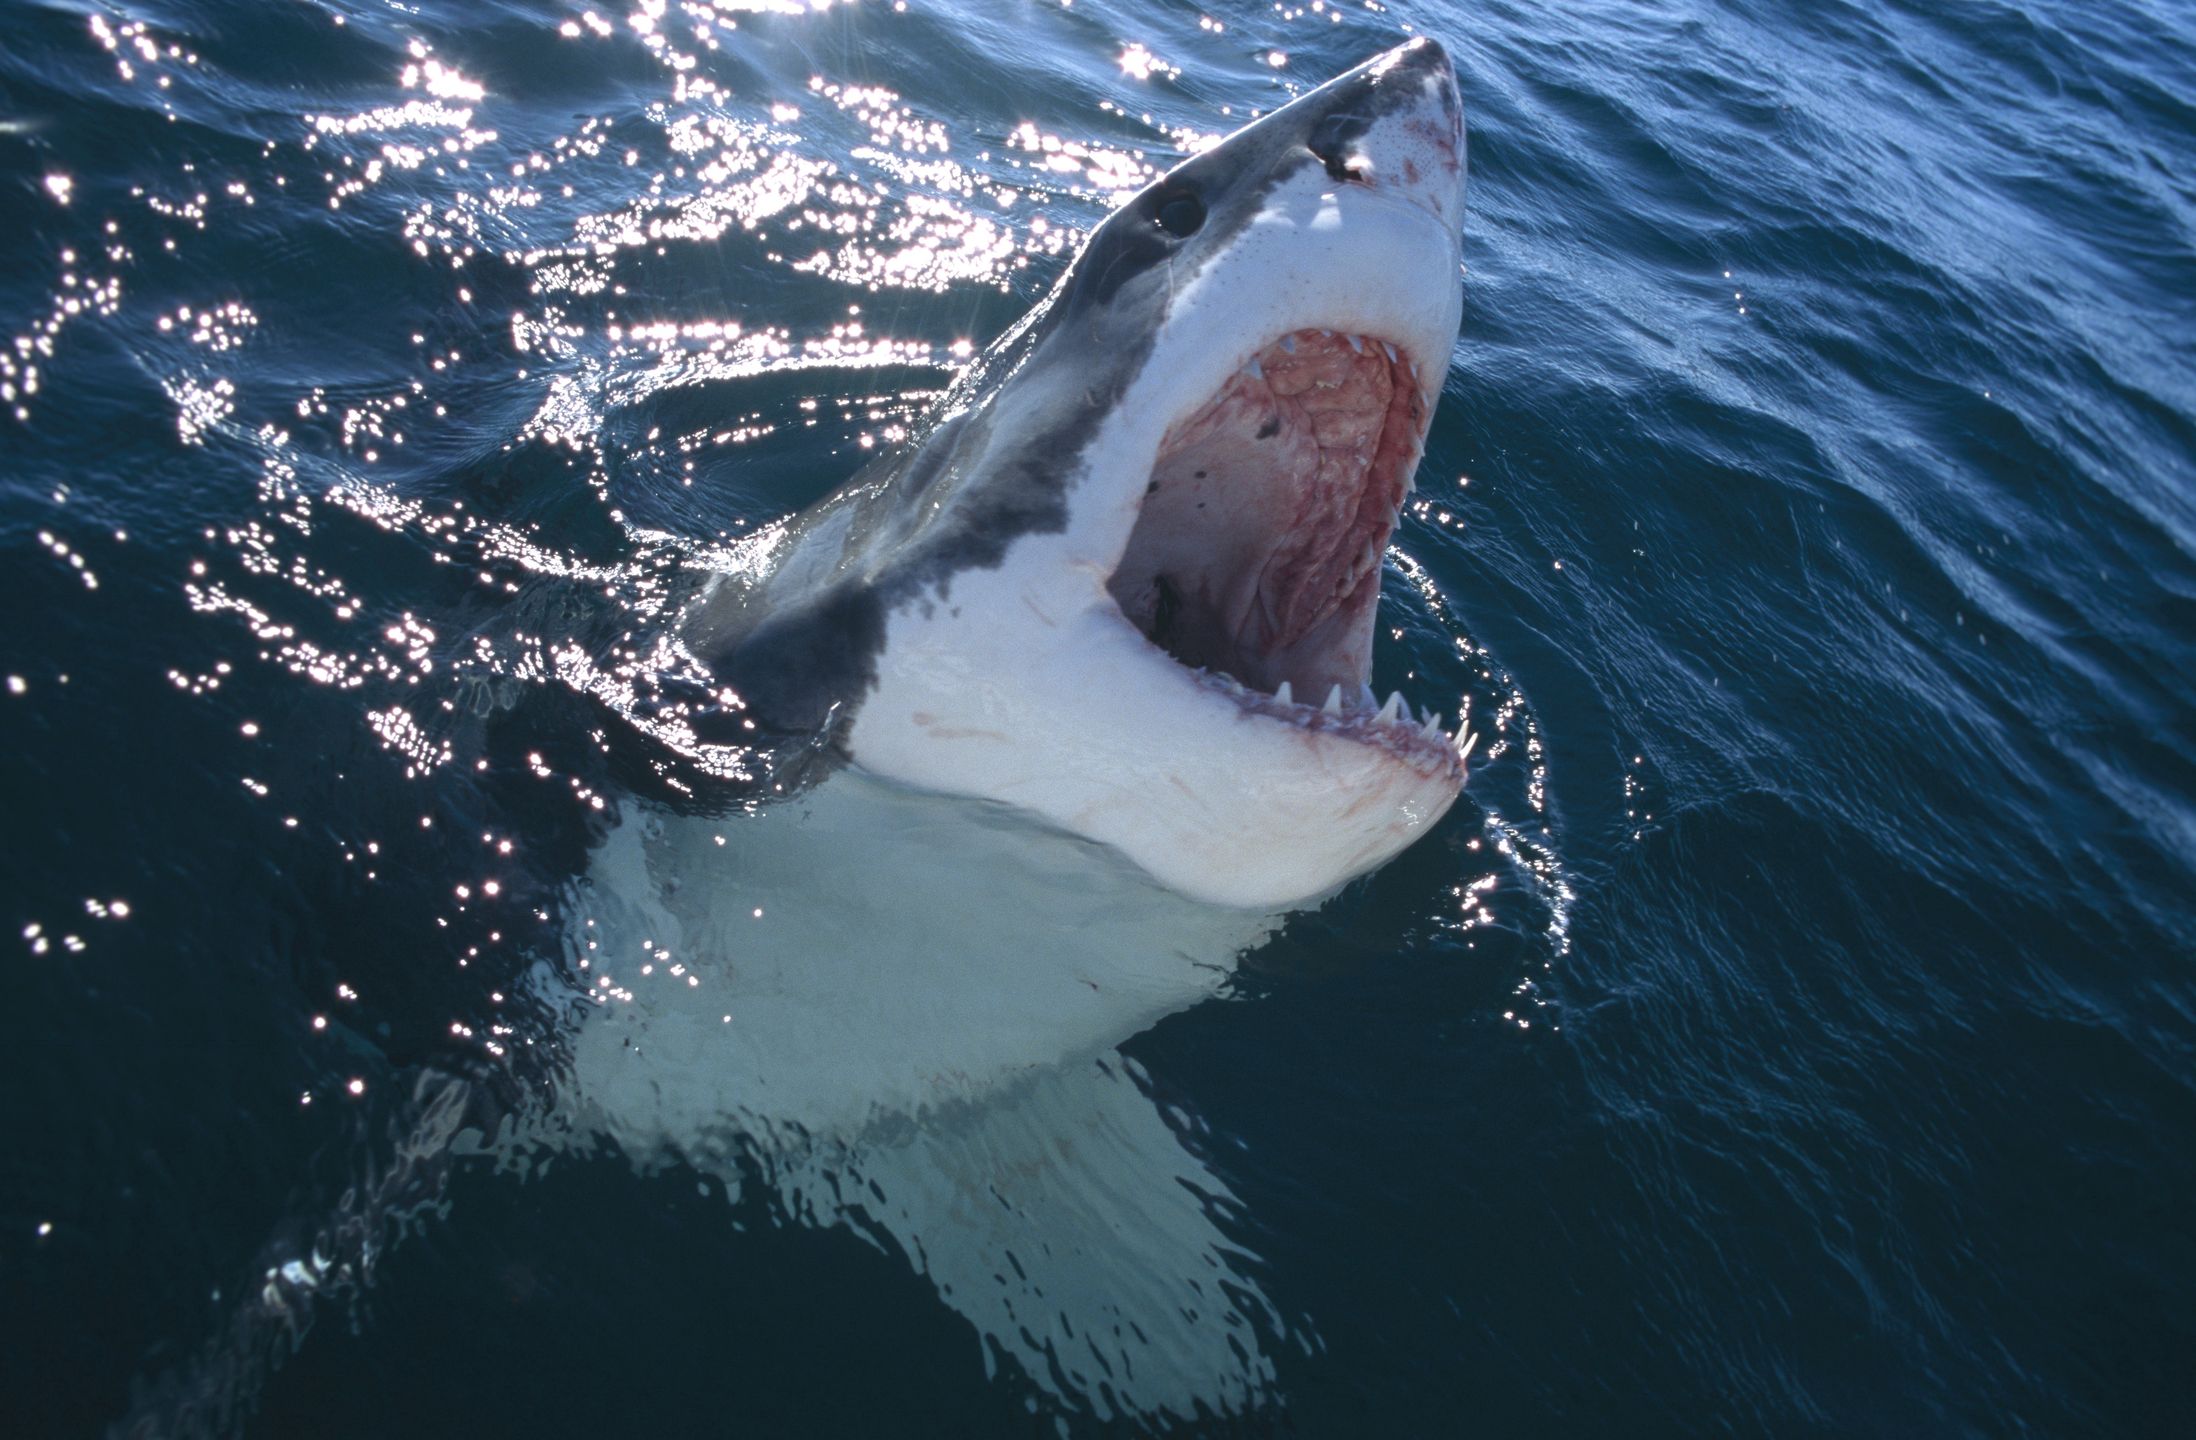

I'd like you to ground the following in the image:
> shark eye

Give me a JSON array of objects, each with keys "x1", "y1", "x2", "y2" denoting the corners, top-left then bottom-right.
[{"x1": 1153, "y1": 191, "x2": 1205, "y2": 238}]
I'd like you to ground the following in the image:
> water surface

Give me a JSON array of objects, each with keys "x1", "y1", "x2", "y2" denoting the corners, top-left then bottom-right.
[{"x1": 3, "y1": 0, "x2": 2193, "y2": 1434}]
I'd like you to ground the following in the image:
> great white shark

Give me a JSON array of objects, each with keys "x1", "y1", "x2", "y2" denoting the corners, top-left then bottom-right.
[
  {"x1": 123, "y1": 38, "x2": 1474, "y2": 1437},
  {"x1": 685, "y1": 35, "x2": 1472, "y2": 909},
  {"x1": 544, "y1": 37, "x2": 1475, "y2": 1420}
]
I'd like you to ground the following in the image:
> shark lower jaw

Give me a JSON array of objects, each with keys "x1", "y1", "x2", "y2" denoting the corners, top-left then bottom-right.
[{"x1": 1105, "y1": 326, "x2": 1467, "y2": 772}]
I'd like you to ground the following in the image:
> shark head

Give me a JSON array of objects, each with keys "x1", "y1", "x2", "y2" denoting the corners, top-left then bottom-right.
[{"x1": 698, "y1": 39, "x2": 1470, "y2": 909}]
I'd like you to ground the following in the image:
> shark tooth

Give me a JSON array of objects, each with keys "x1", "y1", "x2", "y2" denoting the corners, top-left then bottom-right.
[
  {"x1": 1377, "y1": 692, "x2": 1404, "y2": 725},
  {"x1": 1381, "y1": 340, "x2": 1398, "y2": 363},
  {"x1": 1245, "y1": 357, "x2": 1264, "y2": 381},
  {"x1": 1358, "y1": 683, "x2": 1377, "y2": 711},
  {"x1": 1280, "y1": 334, "x2": 1296, "y2": 353},
  {"x1": 1457, "y1": 730, "x2": 1480, "y2": 761},
  {"x1": 1322, "y1": 684, "x2": 1344, "y2": 716},
  {"x1": 1420, "y1": 713, "x2": 1444, "y2": 741},
  {"x1": 1274, "y1": 680, "x2": 1293, "y2": 706},
  {"x1": 1346, "y1": 333, "x2": 1365, "y2": 353}
]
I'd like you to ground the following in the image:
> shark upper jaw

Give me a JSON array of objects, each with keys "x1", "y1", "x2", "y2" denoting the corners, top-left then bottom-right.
[{"x1": 835, "y1": 40, "x2": 1471, "y2": 910}]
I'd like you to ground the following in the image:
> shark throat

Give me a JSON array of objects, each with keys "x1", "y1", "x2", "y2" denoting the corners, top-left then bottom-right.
[{"x1": 1107, "y1": 326, "x2": 1428, "y2": 706}]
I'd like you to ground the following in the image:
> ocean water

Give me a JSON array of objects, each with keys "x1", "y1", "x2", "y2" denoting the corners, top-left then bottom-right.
[{"x1": 3, "y1": 0, "x2": 2193, "y2": 1434}]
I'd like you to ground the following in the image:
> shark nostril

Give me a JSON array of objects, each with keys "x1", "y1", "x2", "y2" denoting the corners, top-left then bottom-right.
[{"x1": 1307, "y1": 137, "x2": 1371, "y2": 185}]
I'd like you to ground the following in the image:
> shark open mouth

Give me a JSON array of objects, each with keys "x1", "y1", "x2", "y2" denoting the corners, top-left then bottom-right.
[{"x1": 1105, "y1": 327, "x2": 1461, "y2": 763}]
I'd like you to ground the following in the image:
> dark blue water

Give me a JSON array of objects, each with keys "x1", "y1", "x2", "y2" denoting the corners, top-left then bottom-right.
[{"x1": 4, "y1": 0, "x2": 2193, "y2": 1434}]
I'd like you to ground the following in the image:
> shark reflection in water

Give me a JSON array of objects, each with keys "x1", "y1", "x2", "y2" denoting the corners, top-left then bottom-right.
[{"x1": 528, "y1": 772, "x2": 1286, "y2": 1421}]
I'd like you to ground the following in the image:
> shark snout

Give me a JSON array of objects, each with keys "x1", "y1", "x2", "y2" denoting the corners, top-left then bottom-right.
[
  {"x1": 1367, "y1": 34, "x2": 1460, "y2": 98},
  {"x1": 1302, "y1": 39, "x2": 1466, "y2": 234}
]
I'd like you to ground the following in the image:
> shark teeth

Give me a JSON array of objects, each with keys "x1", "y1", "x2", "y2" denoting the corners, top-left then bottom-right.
[
  {"x1": 1188, "y1": 669, "x2": 1465, "y2": 773},
  {"x1": 1249, "y1": 329, "x2": 1411, "y2": 373}
]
